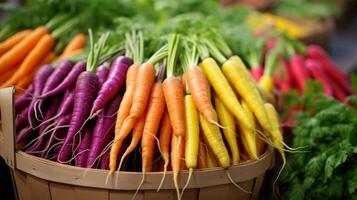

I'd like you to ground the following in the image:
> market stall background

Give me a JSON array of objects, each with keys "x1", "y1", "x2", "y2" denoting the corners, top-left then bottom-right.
[{"x1": 0, "y1": 0, "x2": 356, "y2": 199}]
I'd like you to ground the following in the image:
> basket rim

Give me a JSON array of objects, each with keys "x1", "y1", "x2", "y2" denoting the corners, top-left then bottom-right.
[{"x1": 14, "y1": 146, "x2": 274, "y2": 190}]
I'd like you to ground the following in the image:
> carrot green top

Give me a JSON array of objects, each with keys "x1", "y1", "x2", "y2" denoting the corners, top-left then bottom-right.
[
  {"x1": 86, "y1": 29, "x2": 109, "y2": 72},
  {"x1": 166, "y1": 34, "x2": 181, "y2": 77}
]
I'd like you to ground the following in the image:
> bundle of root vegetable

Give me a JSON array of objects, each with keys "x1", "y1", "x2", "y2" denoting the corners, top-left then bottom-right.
[
  {"x1": 240, "y1": 31, "x2": 354, "y2": 103},
  {"x1": 15, "y1": 30, "x2": 286, "y2": 199},
  {"x1": 0, "y1": 19, "x2": 86, "y2": 90}
]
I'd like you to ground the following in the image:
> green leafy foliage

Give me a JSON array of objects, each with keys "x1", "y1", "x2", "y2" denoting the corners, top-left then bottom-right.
[{"x1": 280, "y1": 84, "x2": 357, "y2": 199}]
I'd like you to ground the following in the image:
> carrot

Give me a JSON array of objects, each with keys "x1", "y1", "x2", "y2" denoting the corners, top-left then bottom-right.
[
  {"x1": 116, "y1": 46, "x2": 167, "y2": 147},
  {"x1": 60, "y1": 48, "x2": 84, "y2": 60},
  {"x1": 200, "y1": 58, "x2": 252, "y2": 130},
  {"x1": 214, "y1": 95, "x2": 240, "y2": 165},
  {"x1": 224, "y1": 56, "x2": 273, "y2": 138},
  {"x1": 117, "y1": 109, "x2": 147, "y2": 172},
  {"x1": 171, "y1": 135, "x2": 185, "y2": 200},
  {"x1": 199, "y1": 111, "x2": 230, "y2": 168},
  {"x1": 141, "y1": 82, "x2": 166, "y2": 172},
  {"x1": 0, "y1": 29, "x2": 32, "y2": 56},
  {"x1": 197, "y1": 137, "x2": 207, "y2": 169},
  {"x1": 157, "y1": 112, "x2": 172, "y2": 191},
  {"x1": 239, "y1": 101, "x2": 258, "y2": 160},
  {"x1": 60, "y1": 33, "x2": 86, "y2": 59},
  {"x1": 135, "y1": 82, "x2": 166, "y2": 197},
  {"x1": 0, "y1": 67, "x2": 16, "y2": 82},
  {"x1": 187, "y1": 66, "x2": 216, "y2": 121},
  {"x1": 162, "y1": 77, "x2": 185, "y2": 137},
  {"x1": 206, "y1": 143, "x2": 218, "y2": 168},
  {"x1": 3, "y1": 34, "x2": 55, "y2": 87},
  {"x1": 163, "y1": 35, "x2": 185, "y2": 137},
  {"x1": 0, "y1": 26, "x2": 48, "y2": 74},
  {"x1": 109, "y1": 63, "x2": 139, "y2": 173},
  {"x1": 181, "y1": 94, "x2": 199, "y2": 197},
  {"x1": 15, "y1": 51, "x2": 56, "y2": 89}
]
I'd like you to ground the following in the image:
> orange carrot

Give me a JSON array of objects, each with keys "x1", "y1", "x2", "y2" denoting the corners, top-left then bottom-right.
[
  {"x1": 0, "y1": 26, "x2": 48, "y2": 74},
  {"x1": 187, "y1": 66, "x2": 216, "y2": 124},
  {"x1": 0, "y1": 67, "x2": 16, "y2": 82},
  {"x1": 117, "y1": 63, "x2": 155, "y2": 141},
  {"x1": 16, "y1": 51, "x2": 56, "y2": 89},
  {"x1": 0, "y1": 29, "x2": 32, "y2": 56},
  {"x1": 109, "y1": 63, "x2": 139, "y2": 173},
  {"x1": 60, "y1": 33, "x2": 86, "y2": 59},
  {"x1": 117, "y1": 109, "x2": 147, "y2": 172},
  {"x1": 2, "y1": 34, "x2": 55, "y2": 87},
  {"x1": 162, "y1": 77, "x2": 185, "y2": 137},
  {"x1": 141, "y1": 82, "x2": 166, "y2": 172},
  {"x1": 60, "y1": 48, "x2": 83, "y2": 60},
  {"x1": 171, "y1": 135, "x2": 185, "y2": 199},
  {"x1": 157, "y1": 112, "x2": 173, "y2": 191}
]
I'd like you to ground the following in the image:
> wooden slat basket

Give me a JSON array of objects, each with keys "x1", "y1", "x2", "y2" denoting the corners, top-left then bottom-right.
[{"x1": 0, "y1": 87, "x2": 274, "y2": 200}]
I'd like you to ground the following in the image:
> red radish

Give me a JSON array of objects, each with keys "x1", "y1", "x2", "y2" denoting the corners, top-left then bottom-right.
[
  {"x1": 305, "y1": 59, "x2": 333, "y2": 96},
  {"x1": 307, "y1": 45, "x2": 348, "y2": 79},
  {"x1": 96, "y1": 63, "x2": 110, "y2": 88},
  {"x1": 40, "y1": 61, "x2": 86, "y2": 98},
  {"x1": 250, "y1": 67, "x2": 264, "y2": 81},
  {"x1": 289, "y1": 54, "x2": 310, "y2": 93},
  {"x1": 41, "y1": 114, "x2": 72, "y2": 158},
  {"x1": 57, "y1": 31, "x2": 108, "y2": 163},
  {"x1": 15, "y1": 86, "x2": 33, "y2": 113},
  {"x1": 87, "y1": 93, "x2": 123, "y2": 168},
  {"x1": 331, "y1": 82, "x2": 347, "y2": 101},
  {"x1": 90, "y1": 56, "x2": 132, "y2": 116},
  {"x1": 75, "y1": 125, "x2": 94, "y2": 168},
  {"x1": 282, "y1": 58, "x2": 293, "y2": 88},
  {"x1": 274, "y1": 77, "x2": 290, "y2": 93},
  {"x1": 27, "y1": 65, "x2": 55, "y2": 128},
  {"x1": 307, "y1": 45, "x2": 353, "y2": 95}
]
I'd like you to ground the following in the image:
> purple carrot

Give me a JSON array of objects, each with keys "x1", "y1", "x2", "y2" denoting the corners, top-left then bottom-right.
[
  {"x1": 16, "y1": 107, "x2": 29, "y2": 132},
  {"x1": 27, "y1": 65, "x2": 55, "y2": 128},
  {"x1": 250, "y1": 67, "x2": 264, "y2": 81},
  {"x1": 15, "y1": 86, "x2": 33, "y2": 113},
  {"x1": 305, "y1": 59, "x2": 333, "y2": 97},
  {"x1": 28, "y1": 96, "x2": 63, "y2": 154},
  {"x1": 41, "y1": 60, "x2": 74, "y2": 95},
  {"x1": 100, "y1": 149, "x2": 110, "y2": 169},
  {"x1": 86, "y1": 93, "x2": 123, "y2": 168},
  {"x1": 40, "y1": 61, "x2": 86, "y2": 98},
  {"x1": 75, "y1": 125, "x2": 94, "y2": 167},
  {"x1": 41, "y1": 114, "x2": 72, "y2": 158},
  {"x1": 96, "y1": 63, "x2": 110, "y2": 88},
  {"x1": 57, "y1": 71, "x2": 99, "y2": 163},
  {"x1": 307, "y1": 45, "x2": 354, "y2": 95},
  {"x1": 56, "y1": 90, "x2": 74, "y2": 117},
  {"x1": 90, "y1": 56, "x2": 132, "y2": 115},
  {"x1": 16, "y1": 126, "x2": 33, "y2": 144},
  {"x1": 289, "y1": 54, "x2": 310, "y2": 94}
]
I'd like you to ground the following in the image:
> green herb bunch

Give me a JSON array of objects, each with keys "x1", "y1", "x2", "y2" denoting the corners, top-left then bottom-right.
[{"x1": 280, "y1": 82, "x2": 357, "y2": 200}]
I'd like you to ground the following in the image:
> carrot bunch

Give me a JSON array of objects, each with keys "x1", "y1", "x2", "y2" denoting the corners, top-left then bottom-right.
[
  {"x1": 0, "y1": 17, "x2": 86, "y2": 90},
  {"x1": 14, "y1": 29, "x2": 286, "y2": 199}
]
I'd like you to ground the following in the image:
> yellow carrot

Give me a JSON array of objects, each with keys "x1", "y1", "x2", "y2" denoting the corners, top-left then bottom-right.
[
  {"x1": 199, "y1": 110, "x2": 230, "y2": 168},
  {"x1": 223, "y1": 56, "x2": 272, "y2": 138},
  {"x1": 200, "y1": 57, "x2": 252, "y2": 130},
  {"x1": 214, "y1": 95, "x2": 240, "y2": 165},
  {"x1": 239, "y1": 101, "x2": 258, "y2": 160}
]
